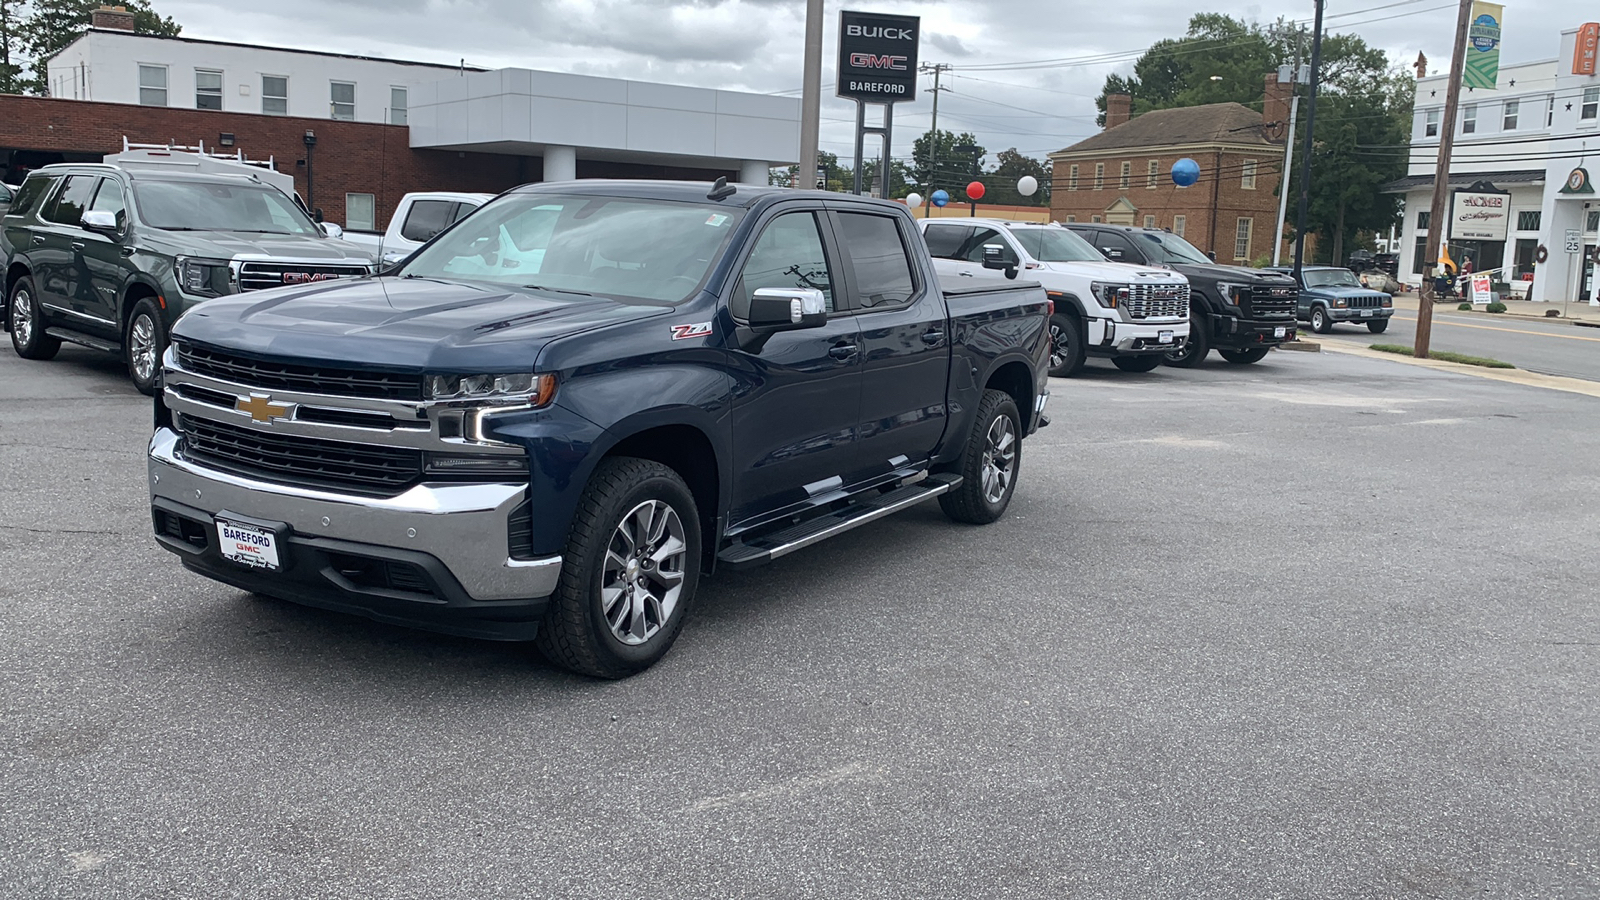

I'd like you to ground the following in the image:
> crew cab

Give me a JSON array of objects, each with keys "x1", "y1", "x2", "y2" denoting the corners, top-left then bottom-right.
[
  {"x1": 1267, "y1": 265, "x2": 1394, "y2": 334},
  {"x1": 3, "y1": 163, "x2": 376, "y2": 393},
  {"x1": 1064, "y1": 223, "x2": 1298, "y2": 366},
  {"x1": 342, "y1": 191, "x2": 494, "y2": 265},
  {"x1": 148, "y1": 180, "x2": 1051, "y2": 678},
  {"x1": 920, "y1": 218, "x2": 1189, "y2": 375}
]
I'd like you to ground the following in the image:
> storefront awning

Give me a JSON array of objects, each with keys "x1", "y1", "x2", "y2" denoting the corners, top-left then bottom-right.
[{"x1": 1382, "y1": 169, "x2": 1545, "y2": 192}]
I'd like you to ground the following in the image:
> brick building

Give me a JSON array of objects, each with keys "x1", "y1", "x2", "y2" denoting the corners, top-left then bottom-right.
[{"x1": 1049, "y1": 76, "x2": 1291, "y2": 263}]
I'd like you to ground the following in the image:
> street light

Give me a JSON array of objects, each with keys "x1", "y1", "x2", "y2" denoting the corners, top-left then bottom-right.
[{"x1": 302, "y1": 130, "x2": 318, "y2": 219}]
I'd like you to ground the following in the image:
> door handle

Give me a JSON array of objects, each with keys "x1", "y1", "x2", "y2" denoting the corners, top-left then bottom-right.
[
  {"x1": 71, "y1": 241, "x2": 86, "y2": 251},
  {"x1": 957, "y1": 271, "x2": 974, "y2": 277},
  {"x1": 828, "y1": 343, "x2": 858, "y2": 360},
  {"x1": 921, "y1": 330, "x2": 945, "y2": 345},
  {"x1": 31, "y1": 235, "x2": 45, "y2": 246}
]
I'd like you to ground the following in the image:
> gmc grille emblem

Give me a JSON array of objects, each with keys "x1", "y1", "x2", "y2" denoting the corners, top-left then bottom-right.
[{"x1": 282, "y1": 272, "x2": 339, "y2": 284}]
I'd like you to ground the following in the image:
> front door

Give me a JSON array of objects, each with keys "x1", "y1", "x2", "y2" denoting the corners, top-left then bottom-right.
[
  {"x1": 726, "y1": 209, "x2": 863, "y2": 527},
  {"x1": 75, "y1": 177, "x2": 130, "y2": 332}
]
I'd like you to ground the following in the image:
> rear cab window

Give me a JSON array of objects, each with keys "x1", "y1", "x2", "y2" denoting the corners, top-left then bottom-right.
[
  {"x1": 401, "y1": 199, "x2": 455, "y2": 242},
  {"x1": 836, "y1": 212, "x2": 916, "y2": 310},
  {"x1": 922, "y1": 223, "x2": 971, "y2": 259}
]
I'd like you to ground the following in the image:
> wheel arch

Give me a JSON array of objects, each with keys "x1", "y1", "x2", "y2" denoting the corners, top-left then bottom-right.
[
  {"x1": 983, "y1": 358, "x2": 1033, "y2": 429},
  {"x1": 593, "y1": 420, "x2": 723, "y2": 571},
  {"x1": 120, "y1": 278, "x2": 163, "y2": 331}
]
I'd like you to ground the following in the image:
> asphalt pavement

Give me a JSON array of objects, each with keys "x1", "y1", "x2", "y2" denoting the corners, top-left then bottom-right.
[
  {"x1": 3, "y1": 344, "x2": 1599, "y2": 899},
  {"x1": 1316, "y1": 306, "x2": 1600, "y2": 383}
]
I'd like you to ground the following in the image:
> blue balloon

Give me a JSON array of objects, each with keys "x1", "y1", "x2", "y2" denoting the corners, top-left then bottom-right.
[
  {"x1": 1171, "y1": 158, "x2": 1200, "y2": 187},
  {"x1": 931, "y1": 189, "x2": 950, "y2": 207}
]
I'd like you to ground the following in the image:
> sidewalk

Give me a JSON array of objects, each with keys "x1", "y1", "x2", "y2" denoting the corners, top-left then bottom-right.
[{"x1": 1387, "y1": 292, "x2": 1600, "y2": 325}]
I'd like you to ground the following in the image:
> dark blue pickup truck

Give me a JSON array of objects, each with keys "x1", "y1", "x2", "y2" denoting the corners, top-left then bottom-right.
[{"x1": 148, "y1": 180, "x2": 1050, "y2": 677}]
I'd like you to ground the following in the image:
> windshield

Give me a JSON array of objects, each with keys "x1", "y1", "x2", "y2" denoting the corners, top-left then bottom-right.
[
  {"x1": 1009, "y1": 226, "x2": 1104, "y2": 263},
  {"x1": 1135, "y1": 230, "x2": 1212, "y2": 265},
  {"x1": 133, "y1": 180, "x2": 321, "y2": 235},
  {"x1": 399, "y1": 193, "x2": 745, "y2": 304},
  {"x1": 1304, "y1": 268, "x2": 1361, "y2": 288}
]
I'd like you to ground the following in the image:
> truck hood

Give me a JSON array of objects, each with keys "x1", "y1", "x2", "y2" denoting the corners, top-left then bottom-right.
[
  {"x1": 145, "y1": 230, "x2": 377, "y2": 264},
  {"x1": 1169, "y1": 263, "x2": 1296, "y2": 286},
  {"x1": 172, "y1": 276, "x2": 667, "y2": 372},
  {"x1": 1033, "y1": 260, "x2": 1187, "y2": 283}
]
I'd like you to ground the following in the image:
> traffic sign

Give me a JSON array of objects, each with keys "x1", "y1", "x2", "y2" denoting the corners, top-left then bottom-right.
[{"x1": 1566, "y1": 229, "x2": 1583, "y2": 254}]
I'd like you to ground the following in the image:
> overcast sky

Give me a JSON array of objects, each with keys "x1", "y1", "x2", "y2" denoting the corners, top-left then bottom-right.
[{"x1": 160, "y1": 0, "x2": 1581, "y2": 168}]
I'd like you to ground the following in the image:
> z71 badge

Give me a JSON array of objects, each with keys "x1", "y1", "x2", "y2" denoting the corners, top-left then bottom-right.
[{"x1": 670, "y1": 322, "x2": 713, "y2": 340}]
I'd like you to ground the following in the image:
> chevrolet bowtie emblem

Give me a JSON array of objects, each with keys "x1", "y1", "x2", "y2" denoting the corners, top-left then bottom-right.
[{"x1": 236, "y1": 393, "x2": 293, "y2": 423}]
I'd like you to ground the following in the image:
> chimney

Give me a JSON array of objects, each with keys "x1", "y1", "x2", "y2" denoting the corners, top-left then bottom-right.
[
  {"x1": 1262, "y1": 73, "x2": 1291, "y2": 138},
  {"x1": 91, "y1": 5, "x2": 136, "y2": 31},
  {"x1": 1104, "y1": 93, "x2": 1131, "y2": 131}
]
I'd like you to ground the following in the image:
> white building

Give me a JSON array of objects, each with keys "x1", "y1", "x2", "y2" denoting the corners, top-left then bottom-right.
[{"x1": 1393, "y1": 23, "x2": 1600, "y2": 303}]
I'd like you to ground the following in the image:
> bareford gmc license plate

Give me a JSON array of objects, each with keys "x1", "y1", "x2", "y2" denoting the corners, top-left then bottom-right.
[{"x1": 216, "y1": 519, "x2": 281, "y2": 570}]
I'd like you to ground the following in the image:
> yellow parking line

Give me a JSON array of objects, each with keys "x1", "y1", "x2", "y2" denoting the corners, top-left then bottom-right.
[{"x1": 1390, "y1": 315, "x2": 1600, "y2": 343}]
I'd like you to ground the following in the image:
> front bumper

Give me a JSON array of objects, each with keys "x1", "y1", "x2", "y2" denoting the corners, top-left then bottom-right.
[
  {"x1": 1328, "y1": 307, "x2": 1394, "y2": 321},
  {"x1": 148, "y1": 428, "x2": 561, "y2": 641},
  {"x1": 1089, "y1": 318, "x2": 1189, "y2": 355},
  {"x1": 1210, "y1": 314, "x2": 1296, "y2": 348}
]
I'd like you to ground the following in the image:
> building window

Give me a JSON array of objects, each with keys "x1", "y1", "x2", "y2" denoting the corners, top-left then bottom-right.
[
  {"x1": 1413, "y1": 236, "x2": 1429, "y2": 274},
  {"x1": 1091, "y1": 215, "x2": 1103, "y2": 223},
  {"x1": 138, "y1": 65, "x2": 167, "y2": 106},
  {"x1": 262, "y1": 76, "x2": 288, "y2": 115},
  {"x1": 1234, "y1": 217, "x2": 1253, "y2": 261},
  {"x1": 331, "y1": 81, "x2": 355, "y2": 120},
  {"x1": 1094, "y1": 163, "x2": 1104, "y2": 191},
  {"x1": 1143, "y1": 215, "x2": 1155, "y2": 228},
  {"x1": 1173, "y1": 215, "x2": 1186, "y2": 237},
  {"x1": 1583, "y1": 87, "x2": 1600, "y2": 122},
  {"x1": 1068, "y1": 164, "x2": 1079, "y2": 191},
  {"x1": 1146, "y1": 159, "x2": 1158, "y2": 188},
  {"x1": 1066, "y1": 215, "x2": 1076, "y2": 222},
  {"x1": 389, "y1": 87, "x2": 407, "y2": 125},
  {"x1": 1516, "y1": 210, "x2": 1541, "y2": 232},
  {"x1": 1119, "y1": 161, "x2": 1131, "y2": 190},
  {"x1": 1462, "y1": 103, "x2": 1477, "y2": 134},
  {"x1": 195, "y1": 69, "x2": 222, "y2": 110},
  {"x1": 1241, "y1": 158, "x2": 1258, "y2": 190},
  {"x1": 345, "y1": 193, "x2": 376, "y2": 231},
  {"x1": 1588, "y1": 210, "x2": 1600, "y2": 233},
  {"x1": 1424, "y1": 109, "x2": 1440, "y2": 137},
  {"x1": 1417, "y1": 210, "x2": 1430, "y2": 230},
  {"x1": 1547, "y1": 94, "x2": 1556, "y2": 127},
  {"x1": 1502, "y1": 99, "x2": 1519, "y2": 130}
]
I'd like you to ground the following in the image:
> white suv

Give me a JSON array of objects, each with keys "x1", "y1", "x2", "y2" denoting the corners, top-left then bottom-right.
[{"x1": 920, "y1": 218, "x2": 1191, "y2": 375}]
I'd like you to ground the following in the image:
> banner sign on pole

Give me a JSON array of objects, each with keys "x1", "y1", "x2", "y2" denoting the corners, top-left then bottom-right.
[
  {"x1": 1449, "y1": 181, "x2": 1510, "y2": 241},
  {"x1": 1574, "y1": 22, "x2": 1598, "y2": 75},
  {"x1": 1464, "y1": 1, "x2": 1504, "y2": 90},
  {"x1": 836, "y1": 11, "x2": 919, "y2": 102}
]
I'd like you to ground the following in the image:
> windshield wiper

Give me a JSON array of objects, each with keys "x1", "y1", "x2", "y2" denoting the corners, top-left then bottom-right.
[{"x1": 522, "y1": 284, "x2": 592, "y2": 297}]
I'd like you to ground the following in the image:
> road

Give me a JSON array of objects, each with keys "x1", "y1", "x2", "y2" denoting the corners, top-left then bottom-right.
[
  {"x1": 1316, "y1": 307, "x2": 1600, "y2": 382},
  {"x1": 3, "y1": 345, "x2": 1598, "y2": 898}
]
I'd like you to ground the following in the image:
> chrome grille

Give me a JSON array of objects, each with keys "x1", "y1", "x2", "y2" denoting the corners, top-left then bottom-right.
[
  {"x1": 178, "y1": 414, "x2": 423, "y2": 496},
  {"x1": 175, "y1": 342, "x2": 423, "y2": 401},
  {"x1": 1344, "y1": 294, "x2": 1386, "y2": 309},
  {"x1": 237, "y1": 261, "x2": 368, "y2": 293},
  {"x1": 1247, "y1": 285, "x2": 1296, "y2": 319},
  {"x1": 1124, "y1": 283, "x2": 1189, "y2": 320}
]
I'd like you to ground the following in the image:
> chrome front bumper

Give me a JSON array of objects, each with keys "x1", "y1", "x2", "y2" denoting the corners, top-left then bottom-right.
[{"x1": 148, "y1": 428, "x2": 561, "y2": 602}]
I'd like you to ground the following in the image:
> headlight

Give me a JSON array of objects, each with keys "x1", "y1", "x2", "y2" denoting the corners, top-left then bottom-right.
[
  {"x1": 1332, "y1": 297, "x2": 1348, "y2": 308},
  {"x1": 425, "y1": 372, "x2": 557, "y2": 405},
  {"x1": 1381, "y1": 296, "x2": 1393, "y2": 307},
  {"x1": 1215, "y1": 281, "x2": 1248, "y2": 305},
  {"x1": 175, "y1": 257, "x2": 233, "y2": 298},
  {"x1": 1089, "y1": 282, "x2": 1129, "y2": 309}
]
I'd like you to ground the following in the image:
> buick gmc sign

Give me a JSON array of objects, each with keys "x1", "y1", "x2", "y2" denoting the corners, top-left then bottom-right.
[{"x1": 837, "y1": 11, "x2": 919, "y2": 102}]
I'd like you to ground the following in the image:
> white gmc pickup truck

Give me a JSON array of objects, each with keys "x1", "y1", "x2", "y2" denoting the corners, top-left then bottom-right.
[
  {"x1": 343, "y1": 191, "x2": 493, "y2": 264},
  {"x1": 919, "y1": 218, "x2": 1190, "y2": 375}
]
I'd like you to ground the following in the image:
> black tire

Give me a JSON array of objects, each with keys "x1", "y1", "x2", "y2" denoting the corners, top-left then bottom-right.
[
  {"x1": 1162, "y1": 318, "x2": 1208, "y2": 368},
  {"x1": 8, "y1": 275, "x2": 60, "y2": 361},
  {"x1": 939, "y1": 389, "x2": 1021, "y2": 525},
  {"x1": 1218, "y1": 348, "x2": 1270, "y2": 365},
  {"x1": 1310, "y1": 306, "x2": 1333, "y2": 334},
  {"x1": 536, "y1": 457, "x2": 701, "y2": 679},
  {"x1": 1367, "y1": 318, "x2": 1389, "y2": 334},
  {"x1": 1046, "y1": 313, "x2": 1085, "y2": 377},
  {"x1": 125, "y1": 298, "x2": 166, "y2": 396},
  {"x1": 1111, "y1": 354, "x2": 1163, "y2": 373}
]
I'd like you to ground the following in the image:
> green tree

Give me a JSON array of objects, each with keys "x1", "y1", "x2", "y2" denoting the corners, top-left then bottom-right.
[
  {"x1": 22, "y1": 0, "x2": 179, "y2": 93},
  {"x1": 0, "y1": 0, "x2": 27, "y2": 94},
  {"x1": 982, "y1": 148, "x2": 1051, "y2": 206},
  {"x1": 911, "y1": 129, "x2": 984, "y2": 194}
]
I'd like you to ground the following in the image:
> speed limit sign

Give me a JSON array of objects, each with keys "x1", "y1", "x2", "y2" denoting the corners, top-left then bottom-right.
[{"x1": 1566, "y1": 229, "x2": 1583, "y2": 254}]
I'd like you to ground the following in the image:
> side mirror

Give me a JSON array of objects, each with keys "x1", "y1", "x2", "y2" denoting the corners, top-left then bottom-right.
[
  {"x1": 1101, "y1": 247, "x2": 1123, "y2": 260},
  {"x1": 749, "y1": 287, "x2": 827, "y2": 331},
  {"x1": 320, "y1": 222, "x2": 344, "y2": 239},
  {"x1": 81, "y1": 210, "x2": 118, "y2": 233},
  {"x1": 313, "y1": 207, "x2": 325, "y2": 223},
  {"x1": 1207, "y1": 251, "x2": 1218, "y2": 262},
  {"x1": 981, "y1": 243, "x2": 1019, "y2": 279}
]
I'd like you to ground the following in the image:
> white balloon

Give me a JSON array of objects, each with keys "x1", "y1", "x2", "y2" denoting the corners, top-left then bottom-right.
[
  {"x1": 904, "y1": 192, "x2": 923, "y2": 209},
  {"x1": 1017, "y1": 175, "x2": 1039, "y2": 197}
]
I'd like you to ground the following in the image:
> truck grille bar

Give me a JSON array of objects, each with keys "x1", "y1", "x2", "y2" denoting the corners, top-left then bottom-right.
[
  {"x1": 178, "y1": 414, "x2": 424, "y2": 496},
  {"x1": 1247, "y1": 286, "x2": 1296, "y2": 319},
  {"x1": 237, "y1": 261, "x2": 369, "y2": 293},
  {"x1": 1124, "y1": 283, "x2": 1189, "y2": 320},
  {"x1": 175, "y1": 342, "x2": 423, "y2": 401}
]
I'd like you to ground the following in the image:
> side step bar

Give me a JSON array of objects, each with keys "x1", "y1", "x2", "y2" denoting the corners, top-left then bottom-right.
[
  {"x1": 46, "y1": 327, "x2": 120, "y2": 353},
  {"x1": 717, "y1": 472, "x2": 962, "y2": 570}
]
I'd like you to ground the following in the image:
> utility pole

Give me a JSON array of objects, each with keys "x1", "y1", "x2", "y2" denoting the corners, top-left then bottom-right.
[
  {"x1": 1291, "y1": 0, "x2": 1325, "y2": 282},
  {"x1": 1272, "y1": 64, "x2": 1306, "y2": 267},
  {"x1": 1416, "y1": 0, "x2": 1474, "y2": 358},
  {"x1": 919, "y1": 62, "x2": 949, "y2": 215},
  {"x1": 798, "y1": 0, "x2": 824, "y2": 193}
]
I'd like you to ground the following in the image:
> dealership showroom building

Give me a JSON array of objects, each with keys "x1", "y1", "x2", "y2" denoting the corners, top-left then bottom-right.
[{"x1": 10, "y1": 7, "x2": 799, "y2": 229}]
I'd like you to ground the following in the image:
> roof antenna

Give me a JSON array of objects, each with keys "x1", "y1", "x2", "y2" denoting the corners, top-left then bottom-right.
[{"x1": 707, "y1": 176, "x2": 736, "y2": 201}]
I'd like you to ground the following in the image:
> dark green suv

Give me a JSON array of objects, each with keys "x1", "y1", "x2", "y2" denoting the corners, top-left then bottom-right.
[{"x1": 3, "y1": 164, "x2": 376, "y2": 393}]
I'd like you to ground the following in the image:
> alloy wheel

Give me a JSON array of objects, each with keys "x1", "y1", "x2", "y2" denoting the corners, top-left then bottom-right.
[
  {"x1": 980, "y1": 414, "x2": 1016, "y2": 504},
  {"x1": 11, "y1": 288, "x2": 33, "y2": 347},
  {"x1": 1048, "y1": 322, "x2": 1069, "y2": 370},
  {"x1": 601, "y1": 499, "x2": 688, "y2": 646},
  {"x1": 130, "y1": 314, "x2": 157, "y2": 383}
]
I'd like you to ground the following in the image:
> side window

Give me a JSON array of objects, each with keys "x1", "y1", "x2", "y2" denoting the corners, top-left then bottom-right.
[
  {"x1": 88, "y1": 178, "x2": 127, "y2": 230},
  {"x1": 959, "y1": 227, "x2": 1006, "y2": 263},
  {"x1": 837, "y1": 212, "x2": 915, "y2": 309},
  {"x1": 449, "y1": 201, "x2": 479, "y2": 224},
  {"x1": 1094, "y1": 231, "x2": 1140, "y2": 262},
  {"x1": 400, "y1": 199, "x2": 455, "y2": 242},
  {"x1": 733, "y1": 211, "x2": 834, "y2": 319},
  {"x1": 922, "y1": 223, "x2": 969, "y2": 259},
  {"x1": 42, "y1": 175, "x2": 98, "y2": 225},
  {"x1": 9, "y1": 175, "x2": 54, "y2": 216}
]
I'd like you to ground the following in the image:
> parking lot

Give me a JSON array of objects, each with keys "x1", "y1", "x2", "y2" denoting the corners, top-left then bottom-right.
[{"x1": 3, "y1": 345, "x2": 1598, "y2": 898}]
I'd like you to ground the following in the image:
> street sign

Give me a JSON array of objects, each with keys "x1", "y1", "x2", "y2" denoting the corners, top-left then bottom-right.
[
  {"x1": 815, "y1": 165, "x2": 827, "y2": 190},
  {"x1": 1471, "y1": 273, "x2": 1492, "y2": 304},
  {"x1": 1566, "y1": 229, "x2": 1583, "y2": 254},
  {"x1": 836, "y1": 11, "x2": 919, "y2": 102}
]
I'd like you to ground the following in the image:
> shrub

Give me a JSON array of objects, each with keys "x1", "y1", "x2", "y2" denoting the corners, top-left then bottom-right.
[
  {"x1": 1485, "y1": 302, "x2": 1507, "y2": 313},
  {"x1": 1546, "y1": 309, "x2": 1561, "y2": 317},
  {"x1": 1458, "y1": 302, "x2": 1473, "y2": 311}
]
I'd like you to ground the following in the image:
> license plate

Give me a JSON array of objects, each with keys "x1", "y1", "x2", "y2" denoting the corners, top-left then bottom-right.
[
  {"x1": 1158, "y1": 330, "x2": 1174, "y2": 343},
  {"x1": 1273, "y1": 327, "x2": 1287, "y2": 338},
  {"x1": 1362, "y1": 309, "x2": 1374, "y2": 317},
  {"x1": 216, "y1": 519, "x2": 280, "y2": 571}
]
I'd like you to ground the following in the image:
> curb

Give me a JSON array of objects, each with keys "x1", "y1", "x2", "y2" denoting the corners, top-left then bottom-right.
[
  {"x1": 1319, "y1": 342, "x2": 1600, "y2": 400},
  {"x1": 1278, "y1": 340, "x2": 1321, "y2": 353}
]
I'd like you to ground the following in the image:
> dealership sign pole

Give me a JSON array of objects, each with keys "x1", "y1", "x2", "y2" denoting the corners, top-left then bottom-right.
[{"x1": 838, "y1": 11, "x2": 919, "y2": 197}]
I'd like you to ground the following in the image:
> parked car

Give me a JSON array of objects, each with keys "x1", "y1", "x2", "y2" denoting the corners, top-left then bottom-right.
[
  {"x1": 1268, "y1": 265, "x2": 1394, "y2": 334},
  {"x1": 1063, "y1": 223, "x2": 1298, "y2": 366},
  {"x1": 920, "y1": 218, "x2": 1189, "y2": 375},
  {"x1": 3, "y1": 163, "x2": 377, "y2": 394},
  {"x1": 148, "y1": 179, "x2": 1052, "y2": 678},
  {"x1": 342, "y1": 191, "x2": 494, "y2": 265}
]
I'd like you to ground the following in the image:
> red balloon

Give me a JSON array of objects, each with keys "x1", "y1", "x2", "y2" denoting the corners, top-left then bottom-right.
[{"x1": 966, "y1": 180, "x2": 987, "y2": 200}]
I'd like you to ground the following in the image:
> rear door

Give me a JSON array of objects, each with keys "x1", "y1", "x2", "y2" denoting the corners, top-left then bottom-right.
[
  {"x1": 32, "y1": 173, "x2": 99, "y2": 320},
  {"x1": 835, "y1": 208, "x2": 950, "y2": 474}
]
